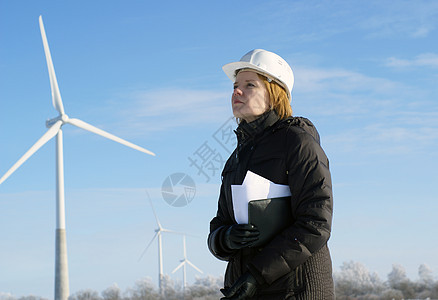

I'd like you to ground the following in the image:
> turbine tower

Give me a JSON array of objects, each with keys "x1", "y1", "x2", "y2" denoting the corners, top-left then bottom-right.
[
  {"x1": 139, "y1": 191, "x2": 185, "y2": 297},
  {"x1": 172, "y1": 234, "x2": 203, "y2": 297},
  {"x1": 0, "y1": 16, "x2": 155, "y2": 300}
]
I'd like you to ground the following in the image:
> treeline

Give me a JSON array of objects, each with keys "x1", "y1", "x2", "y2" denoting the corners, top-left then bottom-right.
[
  {"x1": 2, "y1": 262, "x2": 438, "y2": 300},
  {"x1": 0, "y1": 275, "x2": 223, "y2": 300},
  {"x1": 334, "y1": 261, "x2": 438, "y2": 299}
]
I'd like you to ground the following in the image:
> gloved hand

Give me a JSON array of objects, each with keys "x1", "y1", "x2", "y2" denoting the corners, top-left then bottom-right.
[
  {"x1": 220, "y1": 271, "x2": 258, "y2": 300},
  {"x1": 223, "y1": 224, "x2": 259, "y2": 250}
]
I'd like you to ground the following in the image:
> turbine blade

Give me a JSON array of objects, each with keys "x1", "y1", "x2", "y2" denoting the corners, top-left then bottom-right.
[
  {"x1": 187, "y1": 260, "x2": 203, "y2": 274},
  {"x1": 39, "y1": 16, "x2": 65, "y2": 115},
  {"x1": 138, "y1": 231, "x2": 158, "y2": 262},
  {"x1": 171, "y1": 261, "x2": 185, "y2": 274},
  {"x1": 0, "y1": 120, "x2": 62, "y2": 185},
  {"x1": 66, "y1": 118, "x2": 155, "y2": 156},
  {"x1": 145, "y1": 190, "x2": 162, "y2": 229}
]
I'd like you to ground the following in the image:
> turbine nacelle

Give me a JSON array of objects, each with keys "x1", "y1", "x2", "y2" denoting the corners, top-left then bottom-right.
[
  {"x1": 46, "y1": 114, "x2": 69, "y2": 128},
  {"x1": 171, "y1": 234, "x2": 203, "y2": 292},
  {"x1": 139, "y1": 191, "x2": 199, "y2": 296}
]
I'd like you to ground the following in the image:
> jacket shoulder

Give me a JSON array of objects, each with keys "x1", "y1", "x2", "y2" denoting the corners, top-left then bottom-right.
[{"x1": 275, "y1": 116, "x2": 321, "y2": 145}]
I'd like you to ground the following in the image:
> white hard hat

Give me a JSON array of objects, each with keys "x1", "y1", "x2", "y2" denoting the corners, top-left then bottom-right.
[{"x1": 222, "y1": 49, "x2": 294, "y2": 100}]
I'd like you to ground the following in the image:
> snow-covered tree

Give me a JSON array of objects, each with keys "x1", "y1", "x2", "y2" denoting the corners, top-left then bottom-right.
[
  {"x1": 68, "y1": 289, "x2": 100, "y2": 300},
  {"x1": 419, "y1": 263, "x2": 434, "y2": 286},
  {"x1": 187, "y1": 275, "x2": 223, "y2": 300},
  {"x1": 387, "y1": 264, "x2": 415, "y2": 299},
  {"x1": 125, "y1": 278, "x2": 159, "y2": 300},
  {"x1": 101, "y1": 284, "x2": 121, "y2": 300},
  {"x1": 334, "y1": 261, "x2": 385, "y2": 298}
]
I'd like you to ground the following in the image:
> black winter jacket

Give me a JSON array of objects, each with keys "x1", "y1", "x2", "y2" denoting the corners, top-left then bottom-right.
[{"x1": 208, "y1": 111, "x2": 334, "y2": 299}]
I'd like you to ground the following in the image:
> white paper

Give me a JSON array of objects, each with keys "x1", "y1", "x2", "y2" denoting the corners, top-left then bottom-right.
[{"x1": 231, "y1": 170, "x2": 291, "y2": 224}]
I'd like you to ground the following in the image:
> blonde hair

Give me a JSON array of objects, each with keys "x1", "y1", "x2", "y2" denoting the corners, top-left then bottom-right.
[{"x1": 258, "y1": 73, "x2": 292, "y2": 119}]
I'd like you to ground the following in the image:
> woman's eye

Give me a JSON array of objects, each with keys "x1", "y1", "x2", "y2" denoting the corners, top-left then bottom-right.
[{"x1": 247, "y1": 83, "x2": 255, "y2": 87}]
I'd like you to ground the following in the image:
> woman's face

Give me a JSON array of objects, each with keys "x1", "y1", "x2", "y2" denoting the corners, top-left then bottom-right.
[{"x1": 232, "y1": 71, "x2": 270, "y2": 123}]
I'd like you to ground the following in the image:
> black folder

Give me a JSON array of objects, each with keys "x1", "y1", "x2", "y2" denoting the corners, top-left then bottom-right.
[{"x1": 248, "y1": 197, "x2": 292, "y2": 247}]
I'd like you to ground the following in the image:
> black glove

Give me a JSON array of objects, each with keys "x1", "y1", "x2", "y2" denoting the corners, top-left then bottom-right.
[
  {"x1": 220, "y1": 272, "x2": 258, "y2": 300},
  {"x1": 223, "y1": 224, "x2": 260, "y2": 250}
]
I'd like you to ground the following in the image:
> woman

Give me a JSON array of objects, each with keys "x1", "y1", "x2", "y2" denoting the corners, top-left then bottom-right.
[{"x1": 208, "y1": 49, "x2": 334, "y2": 299}]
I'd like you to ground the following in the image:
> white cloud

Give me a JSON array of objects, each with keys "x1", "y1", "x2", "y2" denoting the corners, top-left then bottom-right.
[
  {"x1": 292, "y1": 65, "x2": 409, "y2": 119},
  {"x1": 107, "y1": 88, "x2": 231, "y2": 136},
  {"x1": 127, "y1": 89, "x2": 228, "y2": 118},
  {"x1": 251, "y1": 1, "x2": 438, "y2": 43},
  {"x1": 295, "y1": 67, "x2": 400, "y2": 94},
  {"x1": 412, "y1": 26, "x2": 432, "y2": 38},
  {"x1": 97, "y1": 64, "x2": 437, "y2": 158},
  {"x1": 325, "y1": 124, "x2": 438, "y2": 156},
  {"x1": 290, "y1": 65, "x2": 438, "y2": 156},
  {"x1": 386, "y1": 53, "x2": 438, "y2": 68},
  {"x1": 358, "y1": 1, "x2": 438, "y2": 39}
]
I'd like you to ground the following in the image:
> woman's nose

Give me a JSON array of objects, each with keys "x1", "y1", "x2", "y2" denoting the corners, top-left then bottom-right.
[{"x1": 233, "y1": 87, "x2": 242, "y2": 96}]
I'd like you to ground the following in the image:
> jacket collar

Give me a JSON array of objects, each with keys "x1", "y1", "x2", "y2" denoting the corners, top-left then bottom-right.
[{"x1": 235, "y1": 110, "x2": 280, "y2": 144}]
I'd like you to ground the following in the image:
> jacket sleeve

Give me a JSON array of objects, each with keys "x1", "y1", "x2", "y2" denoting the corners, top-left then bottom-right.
[
  {"x1": 207, "y1": 183, "x2": 234, "y2": 261},
  {"x1": 247, "y1": 127, "x2": 333, "y2": 285}
]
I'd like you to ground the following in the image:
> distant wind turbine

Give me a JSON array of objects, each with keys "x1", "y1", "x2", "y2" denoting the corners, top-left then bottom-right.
[
  {"x1": 172, "y1": 234, "x2": 203, "y2": 296},
  {"x1": 0, "y1": 16, "x2": 155, "y2": 300},
  {"x1": 139, "y1": 191, "x2": 187, "y2": 297}
]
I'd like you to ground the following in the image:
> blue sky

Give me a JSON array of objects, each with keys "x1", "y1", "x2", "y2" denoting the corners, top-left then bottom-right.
[{"x1": 1, "y1": 0, "x2": 438, "y2": 298}]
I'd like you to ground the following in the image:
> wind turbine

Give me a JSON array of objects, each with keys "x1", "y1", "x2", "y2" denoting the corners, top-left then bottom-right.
[
  {"x1": 0, "y1": 16, "x2": 155, "y2": 300},
  {"x1": 139, "y1": 191, "x2": 186, "y2": 297},
  {"x1": 172, "y1": 234, "x2": 203, "y2": 297}
]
